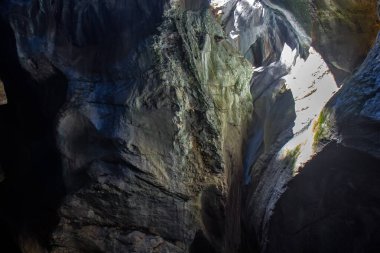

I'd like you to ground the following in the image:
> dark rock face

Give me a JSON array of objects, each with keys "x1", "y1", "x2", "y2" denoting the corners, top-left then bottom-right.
[
  {"x1": 184, "y1": 0, "x2": 210, "y2": 10},
  {"x1": 1, "y1": 0, "x2": 252, "y2": 252},
  {"x1": 267, "y1": 142, "x2": 380, "y2": 253},
  {"x1": 319, "y1": 33, "x2": 380, "y2": 159},
  {"x1": 5, "y1": 0, "x2": 169, "y2": 81}
]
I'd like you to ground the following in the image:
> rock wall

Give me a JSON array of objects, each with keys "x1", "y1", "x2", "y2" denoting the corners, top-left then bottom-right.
[
  {"x1": 0, "y1": 0, "x2": 253, "y2": 252},
  {"x1": 271, "y1": 0, "x2": 379, "y2": 81},
  {"x1": 316, "y1": 32, "x2": 380, "y2": 159},
  {"x1": 219, "y1": 0, "x2": 379, "y2": 81},
  {"x1": 218, "y1": 0, "x2": 310, "y2": 66},
  {"x1": 214, "y1": 0, "x2": 380, "y2": 252},
  {"x1": 0, "y1": 0, "x2": 379, "y2": 252}
]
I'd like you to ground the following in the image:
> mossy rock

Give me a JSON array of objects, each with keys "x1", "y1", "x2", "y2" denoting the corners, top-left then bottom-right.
[
  {"x1": 284, "y1": 144, "x2": 302, "y2": 171},
  {"x1": 313, "y1": 109, "x2": 333, "y2": 148}
]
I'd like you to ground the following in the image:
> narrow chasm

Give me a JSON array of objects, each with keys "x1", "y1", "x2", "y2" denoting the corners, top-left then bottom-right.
[
  {"x1": 0, "y1": 17, "x2": 67, "y2": 251},
  {"x1": 0, "y1": 0, "x2": 379, "y2": 252},
  {"x1": 267, "y1": 142, "x2": 380, "y2": 253}
]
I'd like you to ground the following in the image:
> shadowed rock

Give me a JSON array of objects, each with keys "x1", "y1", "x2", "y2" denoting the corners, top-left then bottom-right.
[{"x1": 1, "y1": 0, "x2": 253, "y2": 252}]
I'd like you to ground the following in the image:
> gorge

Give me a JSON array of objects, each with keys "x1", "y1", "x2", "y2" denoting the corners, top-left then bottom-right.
[{"x1": 0, "y1": 0, "x2": 379, "y2": 252}]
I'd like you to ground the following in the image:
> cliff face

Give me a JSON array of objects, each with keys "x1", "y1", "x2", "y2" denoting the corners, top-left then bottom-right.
[
  {"x1": 0, "y1": 0, "x2": 379, "y2": 253},
  {"x1": 1, "y1": 0, "x2": 252, "y2": 252},
  {"x1": 52, "y1": 4, "x2": 253, "y2": 252}
]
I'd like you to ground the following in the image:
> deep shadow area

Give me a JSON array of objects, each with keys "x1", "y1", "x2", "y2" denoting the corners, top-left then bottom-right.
[
  {"x1": 201, "y1": 185, "x2": 226, "y2": 250},
  {"x1": 267, "y1": 142, "x2": 380, "y2": 253},
  {"x1": 3, "y1": 0, "x2": 170, "y2": 80},
  {"x1": 190, "y1": 230, "x2": 218, "y2": 253},
  {"x1": 0, "y1": 16, "x2": 67, "y2": 251}
]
